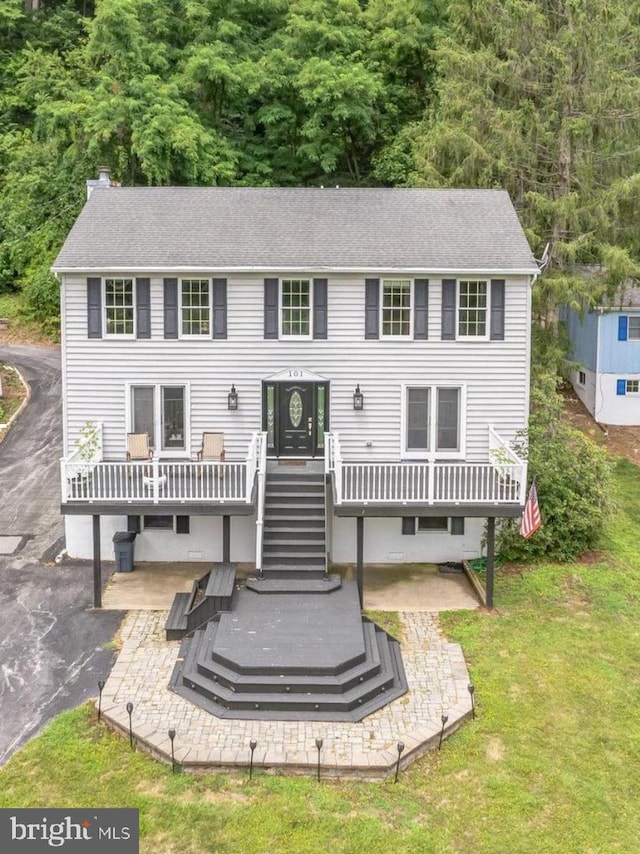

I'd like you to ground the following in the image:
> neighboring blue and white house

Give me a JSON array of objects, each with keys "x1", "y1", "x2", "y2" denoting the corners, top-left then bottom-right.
[
  {"x1": 565, "y1": 284, "x2": 640, "y2": 425},
  {"x1": 52, "y1": 179, "x2": 537, "y2": 594}
]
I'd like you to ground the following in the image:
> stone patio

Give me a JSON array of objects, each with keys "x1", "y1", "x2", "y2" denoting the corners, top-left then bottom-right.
[{"x1": 99, "y1": 609, "x2": 473, "y2": 780}]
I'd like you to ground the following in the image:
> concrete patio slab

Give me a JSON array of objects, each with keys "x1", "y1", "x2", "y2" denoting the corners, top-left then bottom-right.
[{"x1": 102, "y1": 561, "x2": 480, "y2": 612}]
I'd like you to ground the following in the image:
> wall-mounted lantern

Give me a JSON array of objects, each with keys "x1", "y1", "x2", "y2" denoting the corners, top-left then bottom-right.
[
  {"x1": 353, "y1": 384, "x2": 364, "y2": 411},
  {"x1": 228, "y1": 384, "x2": 238, "y2": 410}
]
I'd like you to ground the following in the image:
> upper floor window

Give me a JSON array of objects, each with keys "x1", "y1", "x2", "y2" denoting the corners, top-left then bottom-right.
[
  {"x1": 105, "y1": 278, "x2": 134, "y2": 336},
  {"x1": 382, "y1": 280, "x2": 411, "y2": 337},
  {"x1": 181, "y1": 279, "x2": 210, "y2": 336},
  {"x1": 281, "y1": 279, "x2": 311, "y2": 337},
  {"x1": 458, "y1": 280, "x2": 488, "y2": 337},
  {"x1": 628, "y1": 317, "x2": 640, "y2": 339}
]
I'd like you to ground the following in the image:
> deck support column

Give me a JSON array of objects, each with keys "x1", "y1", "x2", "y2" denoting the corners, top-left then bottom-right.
[
  {"x1": 92, "y1": 514, "x2": 102, "y2": 609},
  {"x1": 486, "y1": 516, "x2": 495, "y2": 609},
  {"x1": 356, "y1": 516, "x2": 364, "y2": 609},
  {"x1": 222, "y1": 515, "x2": 231, "y2": 564}
]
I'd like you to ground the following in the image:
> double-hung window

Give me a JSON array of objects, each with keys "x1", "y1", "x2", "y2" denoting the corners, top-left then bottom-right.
[
  {"x1": 281, "y1": 279, "x2": 311, "y2": 337},
  {"x1": 458, "y1": 280, "x2": 488, "y2": 338},
  {"x1": 130, "y1": 384, "x2": 188, "y2": 455},
  {"x1": 403, "y1": 385, "x2": 464, "y2": 458},
  {"x1": 181, "y1": 279, "x2": 210, "y2": 336},
  {"x1": 382, "y1": 280, "x2": 411, "y2": 337},
  {"x1": 105, "y1": 278, "x2": 135, "y2": 336},
  {"x1": 628, "y1": 317, "x2": 640, "y2": 340}
]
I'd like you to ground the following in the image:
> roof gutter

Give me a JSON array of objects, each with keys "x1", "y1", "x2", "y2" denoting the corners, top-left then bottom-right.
[{"x1": 51, "y1": 264, "x2": 541, "y2": 276}]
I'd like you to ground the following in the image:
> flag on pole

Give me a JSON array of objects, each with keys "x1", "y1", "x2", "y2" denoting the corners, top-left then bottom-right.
[{"x1": 520, "y1": 482, "x2": 542, "y2": 539}]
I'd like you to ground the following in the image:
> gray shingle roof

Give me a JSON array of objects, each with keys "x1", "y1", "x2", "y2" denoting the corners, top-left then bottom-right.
[{"x1": 52, "y1": 187, "x2": 538, "y2": 273}]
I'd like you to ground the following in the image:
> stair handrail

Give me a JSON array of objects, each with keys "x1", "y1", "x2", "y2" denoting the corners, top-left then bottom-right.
[
  {"x1": 254, "y1": 431, "x2": 268, "y2": 577},
  {"x1": 327, "y1": 431, "x2": 343, "y2": 504}
]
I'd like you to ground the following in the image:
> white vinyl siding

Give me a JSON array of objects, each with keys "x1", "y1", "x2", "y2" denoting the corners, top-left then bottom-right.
[{"x1": 61, "y1": 273, "x2": 530, "y2": 463}]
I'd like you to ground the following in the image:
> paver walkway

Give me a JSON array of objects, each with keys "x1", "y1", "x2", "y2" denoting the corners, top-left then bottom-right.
[{"x1": 100, "y1": 610, "x2": 473, "y2": 779}]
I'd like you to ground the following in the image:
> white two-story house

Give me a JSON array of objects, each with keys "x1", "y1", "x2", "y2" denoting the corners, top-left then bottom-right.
[{"x1": 53, "y1": 181, "x2": 536, "y2": 609}]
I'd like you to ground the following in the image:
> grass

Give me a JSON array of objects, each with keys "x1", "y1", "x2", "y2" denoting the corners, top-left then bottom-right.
[
  {"x1": 0, "y1": 362, "x2": 25, "y2": 426},
  {"x1": 2, "y1": 459, "x2": 640, "y2": 852},
  {"x1": 0, "y1": 291, "x2": 58, "y2": 344}
]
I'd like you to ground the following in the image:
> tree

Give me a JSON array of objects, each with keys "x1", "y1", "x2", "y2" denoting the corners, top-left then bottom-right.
[{"x1": 410, "y1": 0, "x2": 640, "y2": 292}]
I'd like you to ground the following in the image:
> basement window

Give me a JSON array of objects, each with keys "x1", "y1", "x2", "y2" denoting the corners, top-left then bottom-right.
[
  {"x1": 578, "y1": 371, "x2": 586, "y2": 386},
  {"x1": 143, "y1": 515, "x2": 173, "y2": 530},
  {"x1": 417, "y1": 517, "x2": 449, "y2": 532}
]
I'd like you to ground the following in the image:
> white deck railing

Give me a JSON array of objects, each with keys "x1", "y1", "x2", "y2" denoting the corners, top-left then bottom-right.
[
  {"x1": 254, "y1": 431, "x2": 268, "y2": 575},
  {"x1": 326, "y1": 430, "x2": 527, "y2": 506},
  {"x1": 60, "y1": 431, "x2": 263, "y2": 504}
]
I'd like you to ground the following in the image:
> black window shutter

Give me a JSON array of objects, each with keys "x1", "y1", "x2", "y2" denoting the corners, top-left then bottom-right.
[
  {"x1": 163, "y1": 278, "x2": 178, "y2": 339},
  {"x1": 136, "y1": 278, "x2": 151, "y2": 339},
  {"x1": 176, "y1": 515, "x2": 190, "y2": 534},
  {"x1": 441, "y1": 279, "x2": 456, "y2": 340},
  {"x1": 401, "y1": 517, "x2": 416, "y2": 535},
  {"x1": 313, "y1": 278, "x2": 328, "y2": 339},
  {"x1": 87, "y1": 277, "x2": 102, "y2": 338},
  {"x1": 490, "y1": 279, "x2": 505, "y2": 340},
  {"x1": 414, "y1": 278, "x2": 429, "y2": 339},
  {"x1": 264, "y1": 278, "x2": 279, "y2": 339},
  {"x1": 365, "y1": 278, "x2": 380, "y2": 339},
  {"x1": 450, "y1": 517, "x2": 465, "y2": 536},
  {"x1": 212, "y1": 278, "x2": 227, "y2": 339},
  {"x1": 127, "y1": 515, "x2": 140, "y2": 533}
]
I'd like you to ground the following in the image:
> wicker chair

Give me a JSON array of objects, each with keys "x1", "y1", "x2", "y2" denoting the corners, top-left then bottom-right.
[{"x1": 197, "y1": 432, "x2": 225, "y2": 463}]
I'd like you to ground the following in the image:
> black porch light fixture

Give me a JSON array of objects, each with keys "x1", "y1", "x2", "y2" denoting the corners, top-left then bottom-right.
[
  {"x1": 227, "y1": 384, "x2": 238, "y2": 410},
  {"x1": 353, "y1": 384, "x2": 364, "y2": 411}
]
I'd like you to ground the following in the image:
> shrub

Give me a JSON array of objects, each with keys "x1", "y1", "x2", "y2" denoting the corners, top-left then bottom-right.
[
  {"x1": 497, "y1": 368, "x2": 612, "y2": 562},
  {"x1": 21, "y1": 263, "x2": 60, "y2": 338}
]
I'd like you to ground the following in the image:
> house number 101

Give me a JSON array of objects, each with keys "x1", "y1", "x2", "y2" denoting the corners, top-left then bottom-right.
[{"x1": 288, "y1": 370, "x2": 303, "y2": 377}]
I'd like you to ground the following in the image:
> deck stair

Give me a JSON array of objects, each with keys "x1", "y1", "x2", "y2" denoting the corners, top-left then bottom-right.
[
  {"x1": 167, "y1": 464, "x2": 408, "y2": 721},
  {"x1": 261, "y1": 470, "x2": 326, "y2": 579},
  {"x1": 165, "y1": 564, "x2": 236, "y2": 641}
]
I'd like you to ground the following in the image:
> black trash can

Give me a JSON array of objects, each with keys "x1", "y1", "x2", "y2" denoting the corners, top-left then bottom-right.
[{"x1": 113, "y1": 531, "x2": 136, "y2": 572}]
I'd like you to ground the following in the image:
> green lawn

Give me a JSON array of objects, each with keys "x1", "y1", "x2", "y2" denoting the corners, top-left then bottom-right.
[{"x1": 2, "y1": 460, "x2": 640, "y2": 853}]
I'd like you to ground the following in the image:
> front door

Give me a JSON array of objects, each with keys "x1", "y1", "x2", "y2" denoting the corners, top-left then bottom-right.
[
  {"x1": 279, "y1": 383, "x2": 314, "y2": 455},
  {"x1": 263, "y1": 380, "x2": 329, "y2": 457}
]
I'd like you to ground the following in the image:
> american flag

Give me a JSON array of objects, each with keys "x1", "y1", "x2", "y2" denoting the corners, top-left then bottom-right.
[{"x1": 520, "y1": 482, "x2": 542, "y2": 539}]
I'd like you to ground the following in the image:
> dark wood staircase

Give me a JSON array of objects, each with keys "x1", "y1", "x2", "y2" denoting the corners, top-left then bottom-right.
[
  {"x1": 165, "y1": 463, "x2": 408, "y2": 721},
  {"x1": 261, "y1": 469, "x2": 327, "y2": 577}
]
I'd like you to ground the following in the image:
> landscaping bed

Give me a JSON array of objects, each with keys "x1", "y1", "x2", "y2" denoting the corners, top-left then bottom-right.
[{"x1": 0, "y1": 362, "x2": 28, "y2": 440}]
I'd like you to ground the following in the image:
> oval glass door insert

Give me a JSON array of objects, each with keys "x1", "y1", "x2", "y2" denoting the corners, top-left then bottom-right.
[{"x1": 289, "y1": 391, "x2": 303, "y2": 427}]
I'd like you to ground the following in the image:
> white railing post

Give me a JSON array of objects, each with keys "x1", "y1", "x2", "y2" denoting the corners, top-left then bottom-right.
[
  {"x1": 332, "y1": 432, "x2": 343, "y2": 504},
  {"x1": 254, "y1": 432, "x2": 267, "y2": 575},
  {"x1": 428, "y1": 462, "x2": 435, "y2": 505}
]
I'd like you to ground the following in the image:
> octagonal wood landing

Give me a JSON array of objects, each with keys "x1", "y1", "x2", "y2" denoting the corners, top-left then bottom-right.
[{"x1": 170, "y1": 582, "x2": 408, "y2": 722}]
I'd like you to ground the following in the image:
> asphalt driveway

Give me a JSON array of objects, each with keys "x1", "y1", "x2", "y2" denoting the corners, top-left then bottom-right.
[{"x1": 0, "y1": 344, "x2": 123, "y2": 766}]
